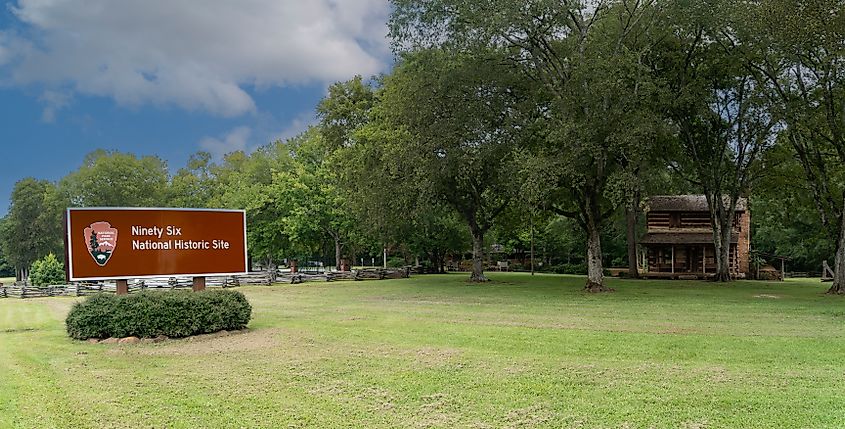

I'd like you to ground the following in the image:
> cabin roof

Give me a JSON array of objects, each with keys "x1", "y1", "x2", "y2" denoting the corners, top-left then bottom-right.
[
  {"x1": 640, "y1": 232, "x2": 739, "y2": 245},
  {"x1": 646, "y1": 195, "x2": 747, "y2": 212}
]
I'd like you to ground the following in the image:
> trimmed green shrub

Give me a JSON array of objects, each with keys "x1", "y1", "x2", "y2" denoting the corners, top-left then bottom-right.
[
  {"x1": 508, "y1": 262, "x2": 527, "y2": 271},
  {"x1": 386, "y1": 256, "x2": 407, "y2": 268},
  {"x1": 66, "y1": 289, "x2": 252, "y2": 340},
  {"x1": 29, "y1": 253, "x2": 66, "y2": 286},
  {"x1": 549, "y1": 263, "x2": 588, "y2": 275}
]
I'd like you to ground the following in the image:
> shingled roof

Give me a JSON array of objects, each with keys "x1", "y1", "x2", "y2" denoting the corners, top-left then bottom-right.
[{"x1": 646, "y1": 195, "x2": 747, "y2": 212}]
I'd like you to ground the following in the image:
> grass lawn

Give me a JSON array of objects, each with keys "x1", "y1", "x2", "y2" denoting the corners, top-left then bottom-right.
[
  {"x1": 1, "y1": 273, "x2": 844, "y2": 428},
  {"x1": 0, "y1": 277, "x2": 14, "y2": 285}
]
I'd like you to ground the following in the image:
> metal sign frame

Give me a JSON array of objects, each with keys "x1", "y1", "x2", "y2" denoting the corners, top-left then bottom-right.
[{"x1": 65, "y1": 207, "x2": 248, "y2": 281}]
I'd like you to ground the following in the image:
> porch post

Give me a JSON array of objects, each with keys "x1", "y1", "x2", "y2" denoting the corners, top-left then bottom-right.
[
  {"x1": 642, "y1": 248, "x2": 647, "y2": 273},
  {"x1": 671, "y1": 245, "x2": 675, "y2": 274}
]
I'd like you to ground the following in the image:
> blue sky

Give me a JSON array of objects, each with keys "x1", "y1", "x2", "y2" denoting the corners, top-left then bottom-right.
[{"x1": 0, "y1": 0, "x2": 391, "y2": 214}]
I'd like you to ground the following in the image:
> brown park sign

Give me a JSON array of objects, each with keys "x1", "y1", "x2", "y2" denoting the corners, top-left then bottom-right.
[{"x1": 66, "y1": 208, "x2": 247, "y2": 281}]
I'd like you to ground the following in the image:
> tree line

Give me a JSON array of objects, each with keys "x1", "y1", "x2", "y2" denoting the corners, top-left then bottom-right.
[
  {"x1": 2, "y1": 0, "x2": 843, "y2": 293},
  {"x1": 382, "y1": 0, "x2": 845, "y2": 292}
]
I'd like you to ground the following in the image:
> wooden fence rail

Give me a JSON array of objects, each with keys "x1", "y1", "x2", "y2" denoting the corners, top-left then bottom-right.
[{"x1": 0, "y1": 268, "x2": 411, "y2": 299}]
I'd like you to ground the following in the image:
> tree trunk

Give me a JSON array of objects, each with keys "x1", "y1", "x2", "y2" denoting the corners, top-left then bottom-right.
[
  {"x1": 708, "y1": 195, "x2": 735, "y2": 282},
  {"x1": 713, "y1": 225, "x2": 732, "y2": 282},
  {"x1": 469, "y1": 229, "x2": 488, "y2": 282},
  {"x1": 712, "y1": 228, "x2": 725, "y2": 280},
  {"x1": 827, "y1": 209, "x2": 845, "y2": 294},
  {"x1": 625, "y1": 202, "x2": 639, "y2": 279},
  {"x1": 530, "y1": 211, "x2": 535, "y2": 276},
  {"x1": 585, "y1": 223, "x2": 610, "y2": 292},
  {"x1": 582, "y1": 192, "x2": 612, "y2": 292},
  {"x1": 334, "y1": 237, "x2": 342, "y2": 271}
]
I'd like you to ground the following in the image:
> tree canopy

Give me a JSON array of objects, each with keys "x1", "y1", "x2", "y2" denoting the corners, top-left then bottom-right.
[{"x1": 2, "y1": 0, "x2": 844, "y2": 292}]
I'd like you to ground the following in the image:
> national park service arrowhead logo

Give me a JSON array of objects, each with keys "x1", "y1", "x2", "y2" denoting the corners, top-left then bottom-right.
[{"x1": 84, "y1": 221, "x2": 117, "y2": 266}]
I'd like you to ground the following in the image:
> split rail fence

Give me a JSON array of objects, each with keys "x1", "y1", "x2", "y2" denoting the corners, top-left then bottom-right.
[{"x1": 0, "y1": 267, "x2": 411, "y2": 299}]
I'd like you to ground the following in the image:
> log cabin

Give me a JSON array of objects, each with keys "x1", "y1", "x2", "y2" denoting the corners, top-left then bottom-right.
[{"x1": 640, "y1": 195, "x2": 750, "y2": 279}]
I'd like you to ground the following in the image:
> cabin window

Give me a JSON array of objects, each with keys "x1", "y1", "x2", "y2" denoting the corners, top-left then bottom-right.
[
  {"x1": 680, "y1": 212, "x2": 711, "y2": 228},
  {"x1": 669, "y1": 213, "x2": 681, "y2": 228}
]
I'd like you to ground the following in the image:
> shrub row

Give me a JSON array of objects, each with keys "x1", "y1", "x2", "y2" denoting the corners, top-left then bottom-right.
[
  {"x1": 549, "y1": 263, "x2": 588, "y2": 275},
  {"x1": 66, "y1": 289, "x2": 252, "y2": 340}
]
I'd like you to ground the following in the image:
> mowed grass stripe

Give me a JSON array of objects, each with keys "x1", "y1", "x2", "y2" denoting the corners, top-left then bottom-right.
[
  {"x1": 0, "y1": 337, "x2": 20, "y2": 429},
  {"x1": 0, "y1": 299, "x2": 99, "y2": 428},
  {"x1": 1, "y1": 274, "x2": 844, "y2": 428},
  {"x1": 0, "y1": 299, "x2": 65, "y2": 333}
]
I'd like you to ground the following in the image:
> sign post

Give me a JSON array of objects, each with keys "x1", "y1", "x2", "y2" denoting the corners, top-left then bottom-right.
[
  {"x1": 192, "y1": 276, "x2": 206, "y2": 292},
  {"x1": 116, "y1": 279, "x2": 128, "y2": 295},
  {"x1": 65, "y1": 208, "x2": 248, "y2": 288}
]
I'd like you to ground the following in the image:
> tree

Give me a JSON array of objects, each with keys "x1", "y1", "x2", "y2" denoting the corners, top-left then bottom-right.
[
  {"x1": 319, "y1": 76, "x2": 476, "y2": 273},
  {"x1": 0, "y1": 178, "x2": 63, "y2": 280},
  {"x1": 318, "y1": 75, "x2": 377, "y2": 151},
  {"x1": 391, "y1": 0, "x2": 664, "y2": 290},
  {"x1": 276, "y1": 129, "x2": 359, "y2": 271},
  {"x1": 89, "y1": 231, "x2": 99, "y2": 252},
  {"x1": 60, "y1": 149, "x2": 169, "y2": 207},
  {"x1": 404, "y1": 205, "x2": 470, "y2": 272},
  {"x1": 317, "y1": 76, "x2": 395, "y2": 265},
  {"x1": 207, "y1": 143, "x2": 297, "y2": 269},
  {"x1": 373, "y1": 49, "x2": 530, "y2": 281},
  {"x1": 29, "y1": 253, "x2": 65, "y2": 286},
  {"x1": 652, "y1": 1, "x2": 780, "y2": 281},
  {"x1": 736, "y1": 0, "x2": 845, "y2": 292},
  {"x1": 168, "y1": 152, "x2": 215, "y2": 208},
  {"x1": 0, "y1": 250, "x2": 13, "y2": 278},
  {"x1": 752, "y1": 141, "x2": 836, "y2": 272}
]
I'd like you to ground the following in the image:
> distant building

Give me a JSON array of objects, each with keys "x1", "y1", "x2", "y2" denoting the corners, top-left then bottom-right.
[{"x1": 640, "y1": 195, "x2": 750, "y2": 279}]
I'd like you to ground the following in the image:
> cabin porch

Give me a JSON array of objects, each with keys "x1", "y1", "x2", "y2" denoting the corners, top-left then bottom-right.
[{"x1": 641, "y1": 242, "x2": 742, "y2": 279}]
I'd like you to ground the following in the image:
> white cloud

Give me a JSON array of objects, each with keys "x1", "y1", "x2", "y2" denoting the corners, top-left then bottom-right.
[
  {"x1": 200, "y1": 126, "x2": 253, "y2": 159},
  {"x1": 275, "y1": 112, "x2": 318, "y2": 142},
  {"x1": 198, "y1": 111, "x2": 318, "y2": 159},
  {"x1": 0, "y1": 31, "x2": 26, "y2": 70},
  {"x1": 38, "y1": 90, "x2": 71, "y2": 123},
  {"x1": 0, "y1": 0, "x2": 390, "y2": 116}
]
